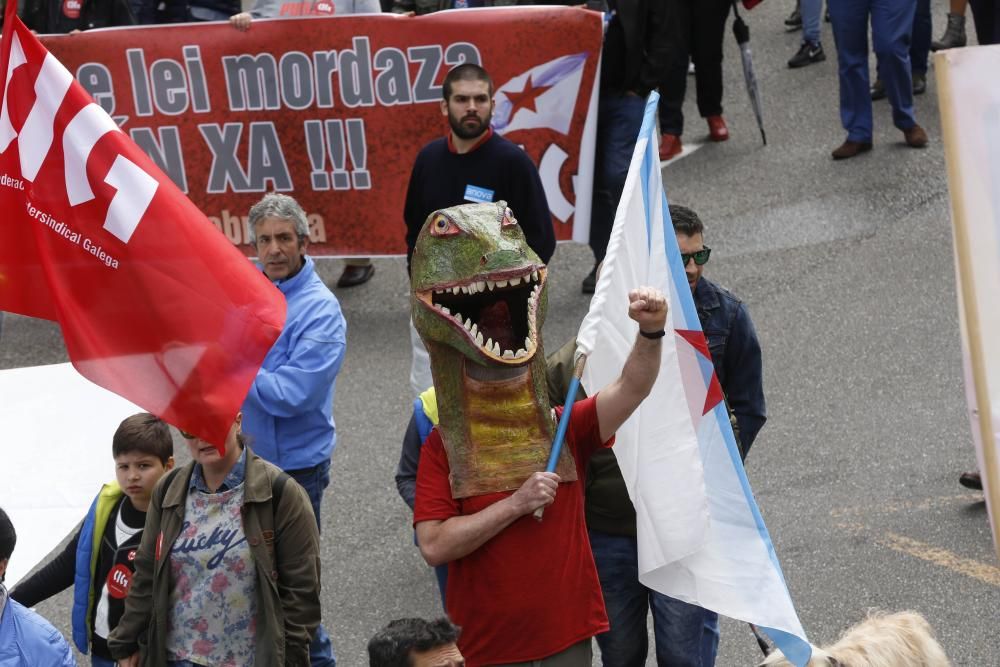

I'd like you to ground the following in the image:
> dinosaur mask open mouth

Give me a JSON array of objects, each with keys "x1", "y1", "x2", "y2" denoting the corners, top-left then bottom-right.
[{"x1": 417, "y1": 267, "x2": 546, "y2": 363}]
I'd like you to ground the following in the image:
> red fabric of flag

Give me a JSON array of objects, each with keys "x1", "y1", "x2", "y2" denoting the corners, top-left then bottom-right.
[{"x1": 0, "y1": 6, "x2": 286, "y2": 450}]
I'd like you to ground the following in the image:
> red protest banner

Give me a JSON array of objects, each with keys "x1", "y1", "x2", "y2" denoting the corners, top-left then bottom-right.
[
  {"x1": 0, "y1": 3, "x2": 286, "y2": 449},
  {"x1": 39, "y1": 7, "x2": 603, "y2": 257}
]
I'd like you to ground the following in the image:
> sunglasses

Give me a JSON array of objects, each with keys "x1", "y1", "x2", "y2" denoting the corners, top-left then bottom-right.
[{"x1": 680, "y1": 247, "x2": 711, "y2": 266}]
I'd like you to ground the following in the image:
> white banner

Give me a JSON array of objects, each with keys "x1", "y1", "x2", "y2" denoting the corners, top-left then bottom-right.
[{"x1": 937, "y1": 44, "x2": 1000, "y2": 560}]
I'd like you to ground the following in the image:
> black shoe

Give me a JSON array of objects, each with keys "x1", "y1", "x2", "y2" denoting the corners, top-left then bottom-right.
[
  {"x1": 959, "y1": 471, "x2": 982, "y2": 490},
  {"x1": 336, "y1": 263, "x2": 375, "y2": 287},
  {"x1": 912, "y1": 72, "x2": 926, "y2": 95},
  {"x1": 784, "y1": 7, "x2": 802, "y2": 29},
  {"x1": 870, "y1": 79, "x2": 886, "y2": 100},
  {"x1": 581, "y1": 265, "x2": 597, "y2": 294},
  {"x1": 788, "y1": 41, "x2": 825, "y2": 68}
]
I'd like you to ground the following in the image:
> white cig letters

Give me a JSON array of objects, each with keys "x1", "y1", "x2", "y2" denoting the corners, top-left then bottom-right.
[{"x1": 0, "y1": 33, "x2": 159, "y2": 244}]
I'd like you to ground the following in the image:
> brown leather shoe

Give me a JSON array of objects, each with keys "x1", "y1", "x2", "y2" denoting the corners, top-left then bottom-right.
[
  {"x1": 659, "y1": 133, "x2": 682, "y2": 161},
  {"x1": 902, "y1": 124, "x2": 928, "y2": 148},
  {"x1": 337, "y1": 263, "x2": 375, "y2": 288},
  {"x1": 831, "y1": 139, "x2": 872, "y2": 160},
  {"x1": 706, "y1": 115, "x2": 729, "y2": 142},
  {"x1": 959, "y1": 471, "x2": 982, "y2": 490}
]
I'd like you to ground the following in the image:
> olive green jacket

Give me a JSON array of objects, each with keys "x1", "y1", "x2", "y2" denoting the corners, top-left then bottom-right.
[{"x1": 107, "y1": 449, "x2": 321, "y2": 666}]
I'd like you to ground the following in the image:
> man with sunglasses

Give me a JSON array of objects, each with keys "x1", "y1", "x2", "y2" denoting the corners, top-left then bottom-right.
[
  {"x1": 672, "y1": 203, "x2": 766, "y2": 458},
  {"x1": 584, "y1": 204, "x2": 765, "y2": 667}
]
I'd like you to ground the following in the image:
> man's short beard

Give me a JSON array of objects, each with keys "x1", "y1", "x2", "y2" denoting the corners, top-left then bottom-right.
[{"x1": 449, "y1": 111, "x2": 491, "y2": 140}]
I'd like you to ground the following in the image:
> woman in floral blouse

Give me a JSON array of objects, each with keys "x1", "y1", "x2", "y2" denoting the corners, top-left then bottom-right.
[{"x1": 109, "y1": 414, "x2": 322, "y2": 666}]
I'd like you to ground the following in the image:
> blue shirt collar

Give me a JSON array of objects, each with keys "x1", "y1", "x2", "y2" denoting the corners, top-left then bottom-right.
[
  {"x1": 190, "y1": 447, "x2": 247, "y2": 494},
  {"x1": 258, "y1": 255, "x2": 314, "y2": 295}
]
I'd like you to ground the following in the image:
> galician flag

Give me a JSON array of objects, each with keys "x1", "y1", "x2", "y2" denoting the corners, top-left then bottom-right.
[
  {"x1": 0, "y1": 3, "x2": 285, "y2": 449},
  {"x1": 575, "y1": 93, "x2": 811, "y2": 666}
]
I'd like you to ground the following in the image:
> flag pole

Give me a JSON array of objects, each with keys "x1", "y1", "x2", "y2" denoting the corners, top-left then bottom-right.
[{"x1": 534, "y1": 353, "x2": 587, "y2": 521}]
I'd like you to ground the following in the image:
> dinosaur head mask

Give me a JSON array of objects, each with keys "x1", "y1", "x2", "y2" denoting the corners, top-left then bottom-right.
[{"x1": 411, "y1": 201, "x2": 576, "y2": 498}]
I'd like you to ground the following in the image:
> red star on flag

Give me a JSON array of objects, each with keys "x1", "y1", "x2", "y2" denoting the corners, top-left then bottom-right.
[
  {"x1": 504, "y1": 75, "x2": 552, "y2": 119},
  {"x1": 675, "y1": 329, "x2": 725, "y2": 416}
]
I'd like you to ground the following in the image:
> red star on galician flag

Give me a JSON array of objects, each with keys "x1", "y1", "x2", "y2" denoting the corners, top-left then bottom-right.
[
  {"x1": 675, "y1": 329, "x2": 725, "y2": 416},
  {"x1": 504, "y1": 75, "x2": 552, "y2": 119}
]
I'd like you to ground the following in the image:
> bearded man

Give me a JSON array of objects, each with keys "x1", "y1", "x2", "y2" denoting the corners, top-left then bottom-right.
[{"x1": 402, "y1": 63, "x2": 555, "y2": 395}]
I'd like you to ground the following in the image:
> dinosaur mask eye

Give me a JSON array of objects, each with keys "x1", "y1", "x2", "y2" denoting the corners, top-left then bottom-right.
[{"x1": 430, "y1": 214, "x2": 461, "y2": 237}]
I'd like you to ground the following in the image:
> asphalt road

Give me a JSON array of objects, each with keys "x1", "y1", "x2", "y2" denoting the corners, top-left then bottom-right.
[{"x1": 3, "y1": 1, "x2": 999, "y2": 664}]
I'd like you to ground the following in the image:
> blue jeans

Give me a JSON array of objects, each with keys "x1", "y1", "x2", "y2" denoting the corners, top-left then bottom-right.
[
  {"x1": 288, "y1": 459, "x2": 336, "y2": 667},
  {"x1": 829, "y1": 0, "x2": 917, "y2": 141},
  {"x1": 801, "y1": 0, "x2": 823, "y2": 44},
  {"x1": 589, "y1": 530, "x2": 719, "y2": 667},
  {"x1": 590, "y1": 93, "x2": 647, "y2": 263}
]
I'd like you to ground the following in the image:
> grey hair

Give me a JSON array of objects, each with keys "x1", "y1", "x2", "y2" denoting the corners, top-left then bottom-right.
[{"x1": 247, "y1": 193, "x2": 309, "y2": 244}]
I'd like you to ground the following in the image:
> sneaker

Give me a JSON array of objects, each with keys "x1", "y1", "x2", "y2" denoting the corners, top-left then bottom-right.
[
  {"x1": 912, "y1": 72, "x2": 927, "y2": 95},
  {"x1": 581, "y1": 265, "x2": 597, "y2": 294},
  {"x1": 784, "y1": 7, "x2": 801, "y2": 29},
  {"x1": 870, "y1": 79, "x2": 886, "y2": 100},
  {"x1": 788, "y1": 41, "x2": 825, "y2": 68},
  {"x1": 659, "y1": 133, "x2": 682, "y2": 161},
  {"x1": 706, "y1": 116, "x2": 728, "y2": 142}
]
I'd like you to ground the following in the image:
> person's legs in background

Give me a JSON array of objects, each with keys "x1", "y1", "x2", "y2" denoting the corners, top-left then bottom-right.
[
  {"x1": 691, "y1": 0, "x2": 731, "y2": 141},
  {"x1": 910, "y1": 0, "x2": 931, "y2": 92},
  {"x1": 589, "y1": 529, "x2": 650, "y2": 667},
  {"x1": 828, "y1": 0, "x2": 875, "y2": 156},
  {"x1": 871, "y1": 0, "x2": 917, "y2": 133},
  {"x1": 586, "y1": 93, "x2": 646, "y2": 292},
  {"x1": 657, "y1": 0, "x2": 693, "y2": 160},
  {"x1": 931, "y1": 0, "x2": 968, "y2": 49},
  {"x1": 788, "y1": 0, "x2": 827, "y2": 67},
  {"x1": 650, "y1": 590, "x2": 718, "y2": 667},
  {"x1": 967, "y1": 0, "x2": 1000, "y2": 44},
  {"x1": 288, "y1": 461, "x2": 337, "y2": 667}
]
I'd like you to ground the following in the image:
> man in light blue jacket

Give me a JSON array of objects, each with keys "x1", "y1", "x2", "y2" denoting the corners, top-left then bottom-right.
[
  {"x1": 0, "y1": 507, "x2": 77, "y2": 667},
  {"x1": 242, "y1": 193, "x2": 347, "y2": 667}
]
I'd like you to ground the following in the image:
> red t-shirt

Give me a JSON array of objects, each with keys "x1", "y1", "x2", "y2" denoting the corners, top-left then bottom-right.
[{"x1": 414, "y1": 396, "x2": 612, "y2": 666}]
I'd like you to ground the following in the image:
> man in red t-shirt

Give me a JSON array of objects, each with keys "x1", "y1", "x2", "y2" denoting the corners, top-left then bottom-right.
[{"x1": 414, "y1": 287, "x2": 668, "y2": 666}]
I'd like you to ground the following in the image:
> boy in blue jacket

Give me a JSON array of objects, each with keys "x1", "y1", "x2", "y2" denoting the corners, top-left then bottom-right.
[{"x1": 11, "y1": 413, "x2": 173, "y2": 666}]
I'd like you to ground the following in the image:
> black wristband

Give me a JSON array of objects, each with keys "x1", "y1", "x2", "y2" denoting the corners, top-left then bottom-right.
[{"x1": 639, "y1": 329, "x2": 666, "y2": 339}]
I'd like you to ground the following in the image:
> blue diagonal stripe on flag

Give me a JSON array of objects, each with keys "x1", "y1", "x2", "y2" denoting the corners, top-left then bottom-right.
[{"x1": 575, "y1": 93, "x2": 811, "y2": 667}]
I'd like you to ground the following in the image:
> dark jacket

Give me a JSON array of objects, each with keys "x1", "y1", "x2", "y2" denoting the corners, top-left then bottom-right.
[
  {"x1": 21, "y1": 0, "x2": 134, "y2": 33},
  {"x1": 107, "y1": 449, "x2": 321, "y2": 666},
  {"x1": 695, "y1": 277, "x2": 766, "y2": 454},
  {"x1": 600, "y1": 0, "x2": 670, "y2": 96}
]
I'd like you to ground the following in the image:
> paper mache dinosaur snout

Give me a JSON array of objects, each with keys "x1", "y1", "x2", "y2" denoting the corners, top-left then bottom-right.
[{"x1": 410, "y1": 201, "x2": 548, "y2": 366}]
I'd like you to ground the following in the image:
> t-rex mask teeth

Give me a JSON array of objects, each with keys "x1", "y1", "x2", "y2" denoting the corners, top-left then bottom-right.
[{"x1": 423, "y1": 267, "x2": 546, "y2": 362}]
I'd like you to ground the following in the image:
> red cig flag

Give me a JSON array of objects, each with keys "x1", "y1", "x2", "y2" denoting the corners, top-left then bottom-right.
[{"x1": 0, "y1": 4, "x2": 285, "y2": 449}]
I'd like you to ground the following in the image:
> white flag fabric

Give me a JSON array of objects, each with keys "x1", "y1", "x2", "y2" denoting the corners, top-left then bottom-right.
[
  {"x1": 936, "y1": 45, "x2": 1000, "y2": 559},
  {"x1": 492, "y1": 53, "x2": 587, "y2": 136},
  {"x1": 576, "y1": 93, "x2": 811, "y2": 666}
]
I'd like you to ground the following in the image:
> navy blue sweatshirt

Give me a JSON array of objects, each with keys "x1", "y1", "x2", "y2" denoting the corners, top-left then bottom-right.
[{"x1": 403, "y1": 131, "x2": 556, "y2": 272}]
